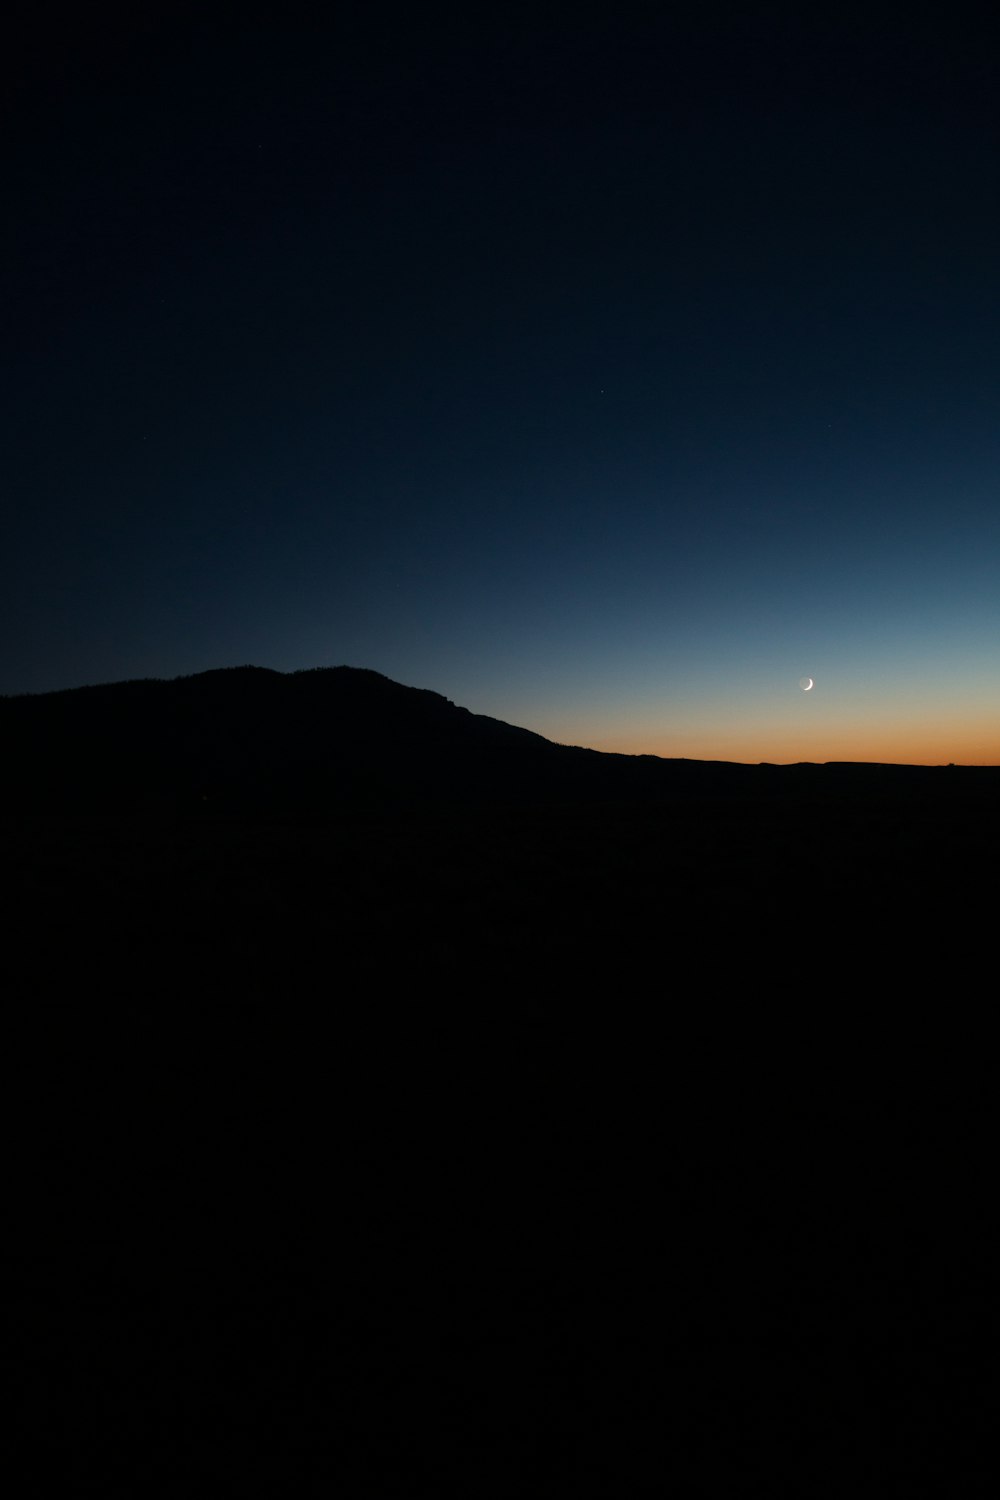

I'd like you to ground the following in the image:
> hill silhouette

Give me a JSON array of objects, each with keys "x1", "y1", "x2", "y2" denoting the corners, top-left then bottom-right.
[
  {"x1": 0, "y1": 661, "x2": 739, "y2": 812},
  {"x1": 5, "y1": 666, "x2": 997, "y2": 1494},
  {"x1": 5, "y1": 664, "x2": 996, "y2": 982},
  {"x1": 2, "y1": 664, "x2": 580, "y2": 812},
  {"x1": 3, "y1": 662, "x2": 993, "y2": 813}
]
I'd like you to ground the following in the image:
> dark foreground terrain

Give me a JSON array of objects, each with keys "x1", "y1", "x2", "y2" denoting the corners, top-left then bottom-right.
[{"x1": 4, "y1": 668, "x2": 997, "y2": 1493}]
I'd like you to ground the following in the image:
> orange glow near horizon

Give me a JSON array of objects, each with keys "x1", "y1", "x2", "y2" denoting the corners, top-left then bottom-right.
[{"x1": 537, "y1": 714, "x2": 1000, "y2": 767}]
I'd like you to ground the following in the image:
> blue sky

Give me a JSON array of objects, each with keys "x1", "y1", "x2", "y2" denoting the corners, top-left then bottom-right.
[{"x1": 6, "y1": 8, "x2": 998, "y2": 761}]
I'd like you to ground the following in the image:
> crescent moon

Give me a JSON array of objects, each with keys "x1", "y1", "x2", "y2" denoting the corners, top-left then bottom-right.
[{"x1": 799, "y1": 676, "x2": 814, "y2": 691}]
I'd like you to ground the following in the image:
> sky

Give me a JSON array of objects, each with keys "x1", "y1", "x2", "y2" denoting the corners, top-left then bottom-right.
[{"x1": 6, "y1": 4, "x2": 999, "y2": 762}]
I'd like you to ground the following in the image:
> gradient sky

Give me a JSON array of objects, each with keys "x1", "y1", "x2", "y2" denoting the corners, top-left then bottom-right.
[{"x1": 6, "y1": 5, "x2": 998, "y2": 762}]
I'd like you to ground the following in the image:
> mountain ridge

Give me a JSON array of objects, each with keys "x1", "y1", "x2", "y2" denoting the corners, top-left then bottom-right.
[
  {"x1": 2, "y1": 665, "x2": 994, "y2": 823},
  {"x1": 2, "y1": 662, "x2": 985, "y2": 772}
]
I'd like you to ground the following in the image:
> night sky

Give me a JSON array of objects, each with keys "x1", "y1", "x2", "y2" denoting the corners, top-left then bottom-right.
[{"x1": 7, "y1": 5, "x2": 999, "y2": 762}]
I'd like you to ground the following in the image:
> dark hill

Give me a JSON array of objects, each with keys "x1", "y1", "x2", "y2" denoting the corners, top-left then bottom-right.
[
  {"x1": 4, "y1": 662, "x2": 996, "y2": 992},
  {"x1": 6, "y1": 669, "x2": 997, "y2": 1494},
  {"x1": 2, "y1": 664, "x2": 561, "y2": 812},
  {"x1": 2, "y1": 663, "x2": 992, "y2": 814}
]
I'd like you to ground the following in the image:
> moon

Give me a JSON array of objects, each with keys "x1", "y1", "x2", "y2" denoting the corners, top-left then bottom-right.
[{"x1": 799, "y1": 676, "x2": 814, "y2": 691}]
